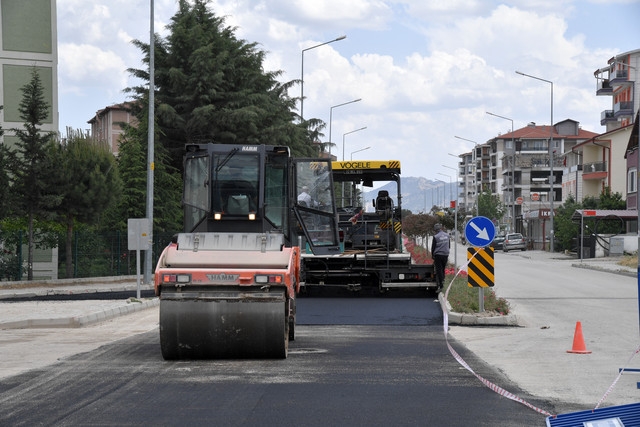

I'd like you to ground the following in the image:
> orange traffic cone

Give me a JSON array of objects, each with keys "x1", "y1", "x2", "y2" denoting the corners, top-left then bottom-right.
[{"x1": 567, "y1": 321, "x2": 592, "y2": 354}]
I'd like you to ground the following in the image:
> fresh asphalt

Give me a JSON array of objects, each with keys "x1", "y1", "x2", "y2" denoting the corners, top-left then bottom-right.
[{"x1": 1, "y1": 250, "x2": 639, "y2": 417}]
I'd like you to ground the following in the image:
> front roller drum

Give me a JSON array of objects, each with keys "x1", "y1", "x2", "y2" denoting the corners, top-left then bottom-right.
[{"x1": 159, "y1": 290, "x2": 288, "y2": 360}]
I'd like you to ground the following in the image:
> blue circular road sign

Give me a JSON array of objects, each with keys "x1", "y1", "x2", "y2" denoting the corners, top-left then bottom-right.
[{"x1": 464, "y1": 216, "x2": 496, "y2": 247}]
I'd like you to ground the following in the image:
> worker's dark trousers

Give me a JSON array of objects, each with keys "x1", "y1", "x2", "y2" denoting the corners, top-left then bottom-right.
[{"x1": 433, "y1": 254, "x2": 449, "y2": 288}]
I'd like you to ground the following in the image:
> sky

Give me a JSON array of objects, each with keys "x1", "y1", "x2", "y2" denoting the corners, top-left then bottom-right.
[{"x1": 56, "y1": 0, "x2": 640, "y2": 180}]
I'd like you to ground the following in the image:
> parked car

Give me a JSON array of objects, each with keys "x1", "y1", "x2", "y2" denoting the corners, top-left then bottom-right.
[
  {"x1": 490, "y1": 235, "x2": 505, "y2": 250},
  {"x1": 503, "y1": 233, "x2": 526, "y2": 252}
]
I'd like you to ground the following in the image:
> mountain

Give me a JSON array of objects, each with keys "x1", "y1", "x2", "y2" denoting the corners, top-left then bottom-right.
[{"x1": 361, "y1": 177, "x2": 457, "y2": 214}]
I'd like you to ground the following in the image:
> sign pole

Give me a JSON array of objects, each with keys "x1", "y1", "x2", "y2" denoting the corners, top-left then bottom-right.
[
  {"x1": 136, "y1": 249, "x2": 141, "y2": 299},
  {"x1": 128, "y1": 218, "x2": 152, "y2": 300},
  {"x1": 464, "y1": 217, "x2": 496, "y2": 314}
]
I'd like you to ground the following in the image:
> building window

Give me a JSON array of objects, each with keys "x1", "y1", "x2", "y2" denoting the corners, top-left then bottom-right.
[{"x1": 628, "y1": 168, "x2": 637, "y2": 193}]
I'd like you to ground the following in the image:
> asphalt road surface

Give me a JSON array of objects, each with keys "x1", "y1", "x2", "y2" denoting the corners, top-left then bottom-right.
[{"x1": 0, "y1": 289, "x2": 555, "y2": 426}]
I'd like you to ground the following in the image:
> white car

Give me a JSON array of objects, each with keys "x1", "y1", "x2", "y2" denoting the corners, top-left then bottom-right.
[{"x1": 503, "y1": 233, "x2": 526, "y2": 252}]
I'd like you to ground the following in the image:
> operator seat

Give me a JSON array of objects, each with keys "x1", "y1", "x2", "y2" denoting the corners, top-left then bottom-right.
[{"x1": 375, "y1": 190, "x2": 393, "y2": 220}]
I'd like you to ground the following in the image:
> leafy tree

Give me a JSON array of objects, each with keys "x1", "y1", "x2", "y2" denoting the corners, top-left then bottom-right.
[
  {"x1": 598, "y1": 187, "x2": 626, "y2": 210},
  {"x1": 50, "y1": 129, "x2": 121, "y2": 278},
  {"x1": 555, "y1": 188, "x2": 627, "y2": 252},
  {"x1": 477, "y1": 186, "x2": 506, "y2": 225},
  {"x1": 0, "y1": 106, "x2": 11, "y2": 219},
  {"x1": 100, "y1": 116, "x2": 182, "y2": 234},
  {"x1": 8, "y1": 68, "x2": 59, "y2": 280},
  {"x1": 126, "y1": 0, "x2": 317, "y2": 173},
  {"x1": 402, "y1": 213, "x2": 434, "y2": 249},
  {"x1": 554, "y1": 194, "x2": 582, "y2": 251}
]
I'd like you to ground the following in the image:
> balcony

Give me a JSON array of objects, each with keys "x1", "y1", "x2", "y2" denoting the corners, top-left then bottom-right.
[
  {"x1": 596, "y1": 79, "x2": 612, "y2": 96},
  {"x1": 614, "y1": 101, "x2": 634, "y2": 118},
  {"x1": 610, "y1": 68, "x2": 629, "y2": 85},
  {"x1": 600, "y1": 109, "x2": 615, "y2": 125},
  {"x1": 526, "y1": 156, "x2": 564, "y2": 169},
  {"x1": 582, "y1": 161, "x2": 607, "y2": 180}
]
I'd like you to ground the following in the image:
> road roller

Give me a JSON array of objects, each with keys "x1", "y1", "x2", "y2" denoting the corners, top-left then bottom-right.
[{"x1": 154, "y1": 143, "x2": 340, "y2": 359}]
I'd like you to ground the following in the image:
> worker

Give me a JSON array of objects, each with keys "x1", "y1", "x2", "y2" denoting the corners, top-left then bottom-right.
[
  {"x1": 431, "y1": 223, "x2": 450, "y2": 292},
  {"x1": 297, "y1": 185, "x2": 318, "y2": 207}
]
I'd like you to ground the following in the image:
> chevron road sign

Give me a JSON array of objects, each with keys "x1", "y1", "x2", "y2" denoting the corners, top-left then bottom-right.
[{"x1": 467, "y1": 247, "x2": 495, "y2": 288}]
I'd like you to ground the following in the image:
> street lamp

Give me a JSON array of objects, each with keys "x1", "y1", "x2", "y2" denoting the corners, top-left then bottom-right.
[
  {"x1": 435, "y1": 178, "x2": 447, "y2": 208},
  {"x1": 438, "y1": 172, "x2": 453, "y2": 204},
  {"x1": 300, "y1": 35, "x2": 346, "y2": 121},
  {"x1": 351, "y1": 146, "x2": 371, "y2": 160},
  {"x1": 455, "y1": 135, "x2": 482, "y2": 215},
  {"x1": 486, "y1": 111, "x2": 516, "y2": 233},
  {"x1": 342, "y1": 127, "x2": 367, "y2": 161},
  {"x1": 516, "y1": 70, "x2": 554, "y2": 252},
  {"x1": 442, "y1": 166, "x2": 458, "y2": 273},
  {"x1": 329, "y1": 98, "x2": 362, "y2": 156}
]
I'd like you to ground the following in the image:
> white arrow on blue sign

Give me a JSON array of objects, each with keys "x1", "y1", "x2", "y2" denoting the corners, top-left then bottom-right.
[{"x1": 464, "y1": 216, "x2": 496, "y2": 248}]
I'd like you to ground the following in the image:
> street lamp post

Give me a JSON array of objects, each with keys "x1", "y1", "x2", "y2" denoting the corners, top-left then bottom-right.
[
  {"x1": 300, "y1": 35, "x2": 346, "y2": 121},
  {"x1": 342, "y1": 127, "x2": 367, "y2": 161},
  {"x1": 438, "y1": 172, "x2": 453, "y2": 205},
  {"x1": 486, "y1": 111, "x2": 516, "y2": 233},
  {"x1": 455, "y1": 136, "x2": 482, "y2": 216},
  {"x1": 329, "y1": 98, "x2": 362, "y2": 156},
  {"x1": 144, "y1": 0, "x2": 155, "y2": 284},
  {"x1": 435, "y1": 179, "x2": 447, "y2": 208},
  {"x1": 442, "y1": 166, "x2": 458, "y2": 273},
  {"x1": 351, "y1": 146, "x2": 371, "y2": 160},
  {"x1": 516, "y1": 71, "x2": 554, "y2": 252}
]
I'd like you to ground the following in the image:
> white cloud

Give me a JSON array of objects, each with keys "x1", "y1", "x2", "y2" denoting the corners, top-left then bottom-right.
[
  {"x1": 54, "y1": 0, "x2": 639, "y2": 178},
  {"x1": 58, "y1": 43, "x2": 128, "y2": 94}
]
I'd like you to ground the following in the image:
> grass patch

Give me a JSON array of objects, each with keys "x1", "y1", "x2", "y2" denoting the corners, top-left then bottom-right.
[
  {"x1": 402, "y1": 238, "x2": 510, "y2": 315},
  {"x1": 445, "y1": 270, "x2": 510, "y2": 315},
  {"x1": 619, "y1": 254, "x2": 637, "y2": 268}
]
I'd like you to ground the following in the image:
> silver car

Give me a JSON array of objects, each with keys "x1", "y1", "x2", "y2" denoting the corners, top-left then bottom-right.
[{"x1": 503, "y1": 233, "x2": 526, "y2": 252}]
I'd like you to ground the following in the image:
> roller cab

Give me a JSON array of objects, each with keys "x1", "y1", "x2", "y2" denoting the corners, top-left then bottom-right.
[{"x1": 155, "y1": 144, "x2": 339, "y2": 359}]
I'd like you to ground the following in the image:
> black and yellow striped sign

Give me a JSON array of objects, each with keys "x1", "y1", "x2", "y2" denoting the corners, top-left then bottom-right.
[
  {"x1": 379, "y1": 220, "x2": 402, "y2": 234},
  {"x1": 467, "y1": 247, "x2": 495, "y2": 288}
]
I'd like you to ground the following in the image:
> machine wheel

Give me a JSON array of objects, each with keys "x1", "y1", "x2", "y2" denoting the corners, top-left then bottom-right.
[{"x1": 159, "y1": 291, "x2": 288, "y2": 359}]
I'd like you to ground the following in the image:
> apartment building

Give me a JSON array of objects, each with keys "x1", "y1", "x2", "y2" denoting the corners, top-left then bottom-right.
[
  {"x1": 594, "y1": 49, "x2": 639, "y2": 133},
  {"x1": 456, "y1": 121, "x2": 597, "y2": 246},
  {"x1": 0, "y1": 0, "x2": 59, "y2": 279},
  {"x1": 1, "y1": 0, "x2": 58, "y2": 142},
  {"x1": 565, "y1": 124, "x2": 634, "y2": 203},
  {"x1": 88, "y1": 103, "x2": 138, "y2": 156},
  {"x1": 456, "y1": 151, "x2": 476, "y2": 213}
]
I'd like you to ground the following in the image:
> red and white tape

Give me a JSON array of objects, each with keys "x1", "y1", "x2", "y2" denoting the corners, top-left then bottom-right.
[
  {"x1": 595, "y1": 342, "x2": 640, "y2": 410},
  {"x1": 441, "y1": 255, "x2": 554, "y2": 417}
]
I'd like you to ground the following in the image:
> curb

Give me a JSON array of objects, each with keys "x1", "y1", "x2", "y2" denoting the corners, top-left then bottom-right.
[
  {"x1": 0, "y1": 276, "x2": 139, "y2": 290},
  {"x1": 0, "y1": 298, "x2": 159, "y2": 329},
  {"x1": 438, "y1": 292, "x2": 519, "y2": 326},
  {"x1": 0, "y1": 283, "x2": 154, "y2": 300},
  {"x1": 571, "y1": 262, "x2": 636, "y2": 278}
]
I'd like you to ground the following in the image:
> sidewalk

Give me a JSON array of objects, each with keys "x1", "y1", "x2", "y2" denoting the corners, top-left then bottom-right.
[
  {"x1": 448, "y1": 249, "x2": 640, "y2": 413},
  {"x1": 0, "y1": 276, "x2": 157, "y2": 329},
  {"x1": 444, "y1": 247, "x2": 636, "y2": 325}
]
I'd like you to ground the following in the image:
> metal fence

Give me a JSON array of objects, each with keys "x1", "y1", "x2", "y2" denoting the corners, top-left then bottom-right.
[{"x1": 0, "y1": 230, "x2": 176, "y2": 281}]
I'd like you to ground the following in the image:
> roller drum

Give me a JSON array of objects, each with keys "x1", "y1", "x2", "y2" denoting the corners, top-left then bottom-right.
[{"x1": 159, "y1": 289, "x2": 288, "y2": 359}]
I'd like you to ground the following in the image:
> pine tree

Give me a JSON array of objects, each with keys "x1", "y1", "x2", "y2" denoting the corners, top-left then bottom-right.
[
  {"x1": 50, "y1": 129, "x2": 121, "y2": 277},
  {"x1": 9, "y1": 68, "x2": 58, "y2": 280},
  {"x1": 126, "y1": 0, "x2": 317, "y2": 173},
  {"x1": 0, "y1": 106, "x2": 10, "y2": 220},
  {"x1": 100, "y1": 114, "x2": 182, "y2": 234}
]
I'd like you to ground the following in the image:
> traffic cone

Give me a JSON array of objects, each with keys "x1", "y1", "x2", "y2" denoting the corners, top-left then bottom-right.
[{"x1": 567, "y1": 321, "x2": 592, "y2": 354}]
